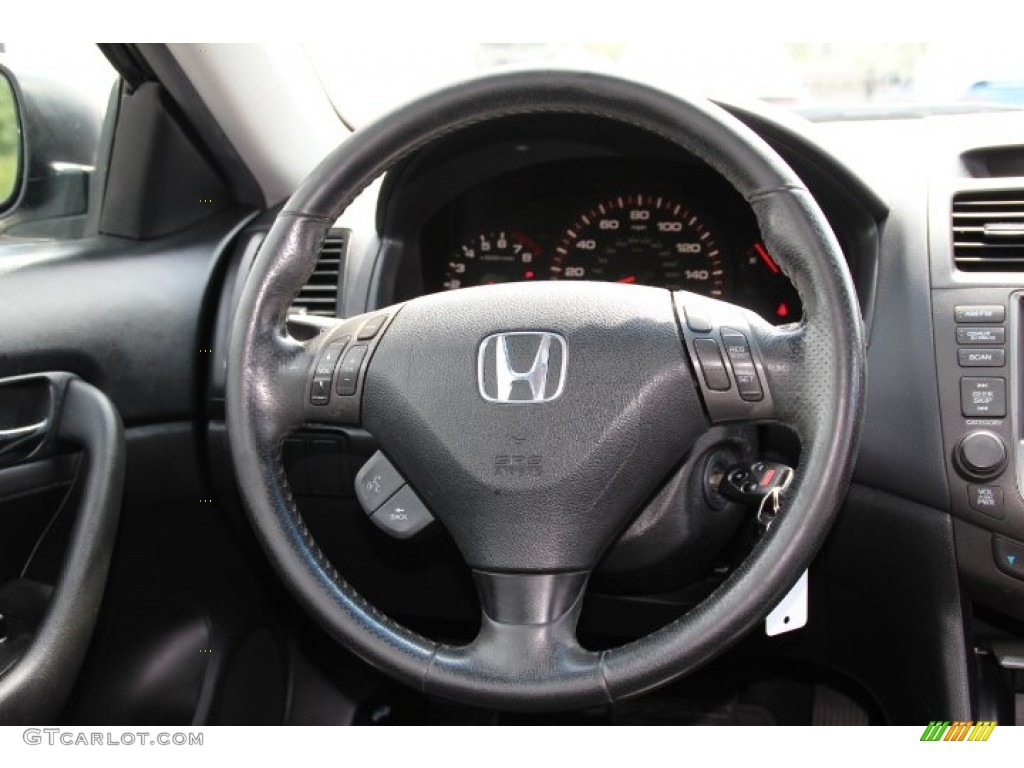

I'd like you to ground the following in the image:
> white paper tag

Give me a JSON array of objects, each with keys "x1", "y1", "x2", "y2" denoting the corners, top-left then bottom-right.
[{"x1": 765, "y1": 569, "x2": 808, "y2": 636}]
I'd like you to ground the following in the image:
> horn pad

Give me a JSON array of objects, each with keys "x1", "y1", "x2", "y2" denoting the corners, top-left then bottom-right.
[{"x1": 361, "y1": 281, "x2": 707, "y2": 572}]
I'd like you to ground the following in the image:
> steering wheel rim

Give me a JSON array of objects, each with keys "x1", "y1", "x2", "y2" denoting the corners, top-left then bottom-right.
[{"x1": 226, "y1": 70, "x2": 865, "y2": 711}]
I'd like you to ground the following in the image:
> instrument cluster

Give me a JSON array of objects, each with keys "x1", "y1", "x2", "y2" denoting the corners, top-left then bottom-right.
[{"x1": 420, "y1": 158, "x2": 803, "y2": 325}]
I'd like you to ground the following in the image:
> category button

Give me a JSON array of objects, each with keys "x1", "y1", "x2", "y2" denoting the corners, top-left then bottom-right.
[
  {"x1": 957, "y1": 327, "x2": 1005, "y2": 345},
  {"x1": 958, "y1": 349, "x2": 1005, "y2": 367},
  {"x1": 955, "y1": 305, "x2": 1005, "y2": 323},
  {"x1": 960, "y1": 377, "x2": 1006, "y2": 418}
]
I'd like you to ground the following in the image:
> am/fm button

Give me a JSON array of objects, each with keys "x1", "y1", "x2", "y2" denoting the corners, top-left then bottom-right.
[{"x1": 955, "y1": 305, "x2": 1005, "y2": 323}]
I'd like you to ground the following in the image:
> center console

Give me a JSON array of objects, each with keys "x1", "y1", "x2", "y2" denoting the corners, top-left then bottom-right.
[{"x1": 934, "y1": 291, "x2": 1024, "y2": 580}]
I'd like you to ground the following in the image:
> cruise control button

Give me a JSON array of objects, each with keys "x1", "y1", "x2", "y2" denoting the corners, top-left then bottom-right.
[
  {"x1": 357, "y1": 315, "x2": 388, "y2": 341},
  {"x1": 968, "y1": 485, "x2": 1004, "y2": 519},
  {"x1": 955, "y1": 305, "x2": 1005, "y2": 323},
  {"x1": 958, "y1": 349, "x2": 1005, "y2": 367},
  {"x1": 720, "y1": 328, "x2": 752, "y2": 360},
  {"x1": 732, "y1": 367, "x2": 763, "y2": 401},
  {"x1": 693, "y1": 338, "x2": 731, "y2": 391},
  {"x1": 684, "y1": 308, "x2": 713, "y2": 334},
  {"x1": 336, "y1": 344, "x2": 369, "y2": 396},
  {"x1": 957, "y1": 327, "x2": 1005, "y2": 345},
  {"x1": 354, "y1": 451, "x2": 406, "y2": 513},
  {"x1": 370, "y1": 485, "x2": 434, "y2": 539},
  {"x1": 720, "y1": 328, "x2": 763, "y2": 401},
  {"x1": 960, "y1": 377, "x2": 1006, "y2": 417},
  {"x1": 993, "y1": 536, "x2": 1024, "y2": 580}
]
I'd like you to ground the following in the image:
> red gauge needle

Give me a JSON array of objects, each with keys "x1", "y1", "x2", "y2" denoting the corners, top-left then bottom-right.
[
  {"x1": 617, "y1": 275, "x2": 637, "y2": 284},
  {"x1": 754, "y1": 242, "x2": 781, "y2": 274}
]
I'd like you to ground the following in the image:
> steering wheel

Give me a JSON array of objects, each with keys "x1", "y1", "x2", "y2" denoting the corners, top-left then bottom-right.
[{"x1": 226, "y1": 71, "x2": 865, "y2": 711}]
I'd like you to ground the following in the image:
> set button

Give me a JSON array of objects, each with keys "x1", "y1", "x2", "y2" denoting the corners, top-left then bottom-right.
[{"x1": 721, "y1": 328, "x2": 763, "y2": 402}]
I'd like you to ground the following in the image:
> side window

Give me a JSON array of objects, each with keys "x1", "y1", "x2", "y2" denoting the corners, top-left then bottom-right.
[
  {"x1": 0, "y1": 72, "x2": 18, "y2": 210},
  {"x1": 0, "y1": 43, "x2": 118, "y2": 240}
]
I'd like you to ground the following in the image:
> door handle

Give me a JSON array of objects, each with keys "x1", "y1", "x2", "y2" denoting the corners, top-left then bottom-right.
[{"x1": 0, "y1": 420, "x2": 49, "y2": 460}]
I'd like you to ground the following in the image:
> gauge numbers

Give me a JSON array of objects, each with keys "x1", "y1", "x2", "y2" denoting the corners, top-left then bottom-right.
[
  {"x1": 550, "y1": 195, "x2": 724, "y2": 294},
  {"x1": 443, "y1": 230, "x2": 543, "y2": 290}
]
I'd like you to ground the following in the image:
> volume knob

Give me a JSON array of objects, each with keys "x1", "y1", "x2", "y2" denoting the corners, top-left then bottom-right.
[{"x1": 955, "y1": 431, "x2": 1007, "y2": 479}]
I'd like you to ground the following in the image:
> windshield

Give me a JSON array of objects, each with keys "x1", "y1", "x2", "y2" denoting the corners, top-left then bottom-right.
[{"x1": 306, "y1": 42, "x2": 1024, "y2": 125}]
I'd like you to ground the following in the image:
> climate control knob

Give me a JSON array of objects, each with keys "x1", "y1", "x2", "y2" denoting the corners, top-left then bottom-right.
[{"x1": 955, "y1": 431, "x2": 1007, "y2": 479}]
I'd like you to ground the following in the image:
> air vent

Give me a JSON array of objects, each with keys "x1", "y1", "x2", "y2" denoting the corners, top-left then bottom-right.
[
  {"x1": 953, "y1": 190, "x2": 1024, "y2": 271},
  {"x1": 290, "y1": 228, "x2": 348, "y2": 316}
]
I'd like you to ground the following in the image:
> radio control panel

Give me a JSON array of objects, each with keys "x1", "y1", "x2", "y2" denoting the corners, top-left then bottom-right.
[{"x1": 934, "y1": 288, "x2": 1024, "y2": 554}]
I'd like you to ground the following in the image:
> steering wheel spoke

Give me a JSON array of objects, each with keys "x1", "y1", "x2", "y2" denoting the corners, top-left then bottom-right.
[
  {"x1": 293, "y1": 309, "x2": 399, "y2": 430},
  {"x1": 427, "y1": 571, "x2": 605, "y2": 708},
  {"x1": 674, "y1": 291, "x2": 781, "y2": 424}
]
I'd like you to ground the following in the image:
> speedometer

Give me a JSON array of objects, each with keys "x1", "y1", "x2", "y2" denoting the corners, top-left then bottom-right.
[{"x1": 550, "y1": 195, "x2": 724, "y2": 294}]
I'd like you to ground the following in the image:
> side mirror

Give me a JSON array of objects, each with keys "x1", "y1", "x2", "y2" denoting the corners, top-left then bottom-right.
[
  {"x1": 0, "y1": 61, "x2": 105, "y2": 238},
  {"x1": 0, "y1": 66, "x2": 24, "y2": 213}
]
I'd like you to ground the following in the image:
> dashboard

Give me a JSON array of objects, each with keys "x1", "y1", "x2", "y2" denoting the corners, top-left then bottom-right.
[
  {"x1": 419, "y1": 158, "x2": 802, "y2": 324},
  {"x1": 365, "y1": 115, "x2": 878, "y2": 328}
]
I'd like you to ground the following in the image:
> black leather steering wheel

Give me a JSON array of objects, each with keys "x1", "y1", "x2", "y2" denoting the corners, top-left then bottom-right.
[{"x1": 226, "y1": 70, "x2": 865, "y2": 711}]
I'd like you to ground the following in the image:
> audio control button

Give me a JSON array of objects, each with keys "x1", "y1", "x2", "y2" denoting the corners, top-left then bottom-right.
[
  {"x1": 958, "y1": 349, "x2": 1005, "y2": 367},
  {"x1": 955, "y1": 430, "x2": 1007, "y2": 479},
  {"x1": 957, "y1": 327, "x2": 1005, "y2": 345},
  {"x1": 961, "y1": 377, "x2": 1006, "y2": 418}
]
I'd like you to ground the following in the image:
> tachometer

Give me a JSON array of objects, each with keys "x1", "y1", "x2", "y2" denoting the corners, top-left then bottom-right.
[
  {"x1": 443, "y1": 230, "x2": 543, "y2": 290},
  {"x1": 550, "y1": 195, "x2": 724, "y2": 294}
]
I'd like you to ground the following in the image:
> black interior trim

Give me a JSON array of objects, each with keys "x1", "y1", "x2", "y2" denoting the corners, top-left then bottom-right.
[
  {"x1": 135, "y1": 44, "x2": 265, "y2": 209},
  {"x1": 0, "y1": 378, "x2": 124, "y2": 724}
]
